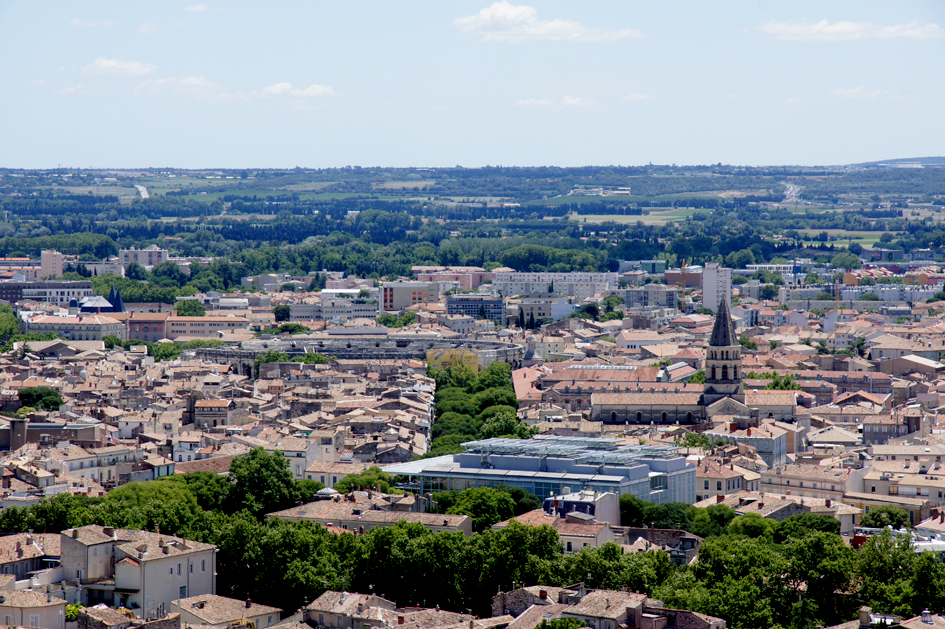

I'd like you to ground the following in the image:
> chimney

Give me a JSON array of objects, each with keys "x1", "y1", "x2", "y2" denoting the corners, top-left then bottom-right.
[
  {"x1": 716, "y1": 495, "x2": 724, "y2": 503},
  {"x1": 539, "y1": 590, "x2": 547, "y2": 600},
  {"x1": 72, "y1": 529, "x2": 78, "y2": 538},
  {"x1": 826, "y1": 499, "x2": 832, "y2": 508},
  {"x1": 398, "y1": 617, "x2": 404, "y2": 625},
  {"x1": 922, "y1": 609, "x2": 933, "y2": 625},
  {"x1": 246, "y1": 598, "x2": 252, "y2": 609}
]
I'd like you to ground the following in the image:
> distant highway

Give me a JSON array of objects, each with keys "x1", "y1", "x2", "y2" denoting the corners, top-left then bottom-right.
[
  {"x1": 782, "y1": 182, "x2": 801, "y2": 202},
  {"x1": 135, "y1": 185, "x2": 149, "y2": 199}
]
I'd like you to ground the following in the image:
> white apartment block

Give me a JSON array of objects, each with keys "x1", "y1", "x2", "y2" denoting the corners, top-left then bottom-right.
[
  {"x1": 289, "y1": 299, "x2": 378, "y2": 322},
  {"x1": 165, "y1": 315, "x2": 249, "y2": 339},
  {"x1": 493, "y1": 272, "x2": 618, "y2": 300},
  {"x1": 119, "y1": 246, "x2": 169, "y2": 268},
  {"x1": 702, "y1": 263, "x2": 732, "y2": 313}
]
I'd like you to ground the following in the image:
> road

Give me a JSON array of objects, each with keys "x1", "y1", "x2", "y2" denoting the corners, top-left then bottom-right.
[
  {"x1": 135, "y1": 185, "x2": 149, "y2": 199},
  {"x1": 781, "y1": 182, "x2": 801, "y2": 203}
]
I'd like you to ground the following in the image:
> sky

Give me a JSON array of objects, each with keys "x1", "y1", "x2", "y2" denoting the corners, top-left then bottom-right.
[{"x1": 1, "y1": 1, "x2": 944, "y2": 169}]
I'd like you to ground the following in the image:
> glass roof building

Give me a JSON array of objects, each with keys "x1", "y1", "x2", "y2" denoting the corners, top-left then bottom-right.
[{"x1": 382, "y1": 436, "x2": 695, "y2": 504}]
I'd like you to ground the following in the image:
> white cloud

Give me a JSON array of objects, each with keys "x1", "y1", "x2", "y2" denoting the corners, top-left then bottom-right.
[
  {"x1": 455, "y1": 1, "x2": 644, "y2": 43},
  {"x1": 759, "y1": 20, "x2": 945, "y2": 41},
  {"x1": 32, "y1": 79, "x2": 46, "y2": 85},
  {"x1": 262, "y1": 82, "x2": 339, "y2": 97},
  {"x1": 56, "y1": 84, "x2": 100, "y2": 96},
  {"x1": 137, "y1": 21, "x2": 160, "y2": 34},
  {"x1": 71, "y1": 18, "x2": 119, "y2": 27},
  {"x1": 82, "y1": 57, "x2": 157, "y2": 77},
  {"x1": 133, "y1": 76, "x2": 234, "y2": 100},
  {"x1": 786, "y1": 97, "x2": 801, "y2": 104},
  {"x1": 829, "y1": 86, "x2": 883, "y2": 99},
  {"x1": 622, "y1": 93, "x2": 653, "y2": 101},
  {"x1": 515, "y1": 96, "x2": 596, "y2": 109}
]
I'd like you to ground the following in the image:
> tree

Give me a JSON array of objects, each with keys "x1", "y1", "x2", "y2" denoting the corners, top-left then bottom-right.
[
  {"x1": 831, "y1": 252, "x2": 862, "y2": 271},
  {"x1": 620, "y1": 494, "x2": 648, "y2": 527},
  {"x1": 773, "y1": 513, "x2": 840, "y2": 543},
  {"x1": 804, "y1": 272, "x2": 822, "y2": 285},
  {"x1": 273, "y1": 305, "x2": 291, "y2": 322},
  {"x1": 690, "y1": 504, "x2": 737, "y2": 538},
  {"x1": 333, "y1": 467, "x2": 397, "y2": 494},
  {"x1": 766, "y1": 374, "x2": 801, "y2": 390},
  {"x1": 728, "y1": 513, "x2": 776, "y2": 538},
  {"x1": 18, "y1": 386, "x2": 63, "y2": 411},
  {"x1": 860, "y1": 505, "x2": 910, "y2": 529},
  {"x1": 687, "y1": 370, "x2": 706, "y2": 384},
  {"x1": 642, "y1": 502, "x2": 694, "y2": 530},
  {"x1": 856, "y1": 529, "x2": 916, "y2": 616},
  {"x1": 445, "y1": 487, "x2": 516, "y2": 532},
  {"x1": 738, "y1": 335, "x2": 757, "y2": 351},
  {"x1": 151, "y1": 261, "x2": 188, "y2": 287},
  {"x1": 125, "y1": 262, "x2": 148, "y2": 280},
  {"x1": 759, "y1": 285, "x2": 779, "y2": 301},
  {"x1": 860, "y1": 292, "x2": 880, "y2": 301},
  {"x1": 276, "y1": 323, "x2": 308, "y2": 335},
  {"x1": 478, "y1": 409, "x2": 537, "y2": 440},
  {"x1": 228, "y1": 448, "x2": 299, "y2": 517},
  {"x1": 175, "y1": 300, "x2": 206, "y2": 317},
  {"x1": 254, "y1": 349, "x2": 289, "y2": 378}
]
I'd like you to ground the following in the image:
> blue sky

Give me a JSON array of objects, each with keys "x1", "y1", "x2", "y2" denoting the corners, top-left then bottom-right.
[{"x1": 1, "y1": 1, "x2": 943, "y2": 168}]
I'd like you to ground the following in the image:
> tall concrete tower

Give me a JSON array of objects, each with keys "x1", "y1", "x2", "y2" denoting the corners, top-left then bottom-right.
[{"x1": 702, "y1": 262, "x2": 732, "y2": 313}]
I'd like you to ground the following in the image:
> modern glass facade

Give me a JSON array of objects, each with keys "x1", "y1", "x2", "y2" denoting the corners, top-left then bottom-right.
[{"x1": 383, "y1": 436, "x2": 696, "y2": 504}]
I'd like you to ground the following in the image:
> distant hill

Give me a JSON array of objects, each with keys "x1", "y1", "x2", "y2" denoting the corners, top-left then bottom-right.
[{"x1": 854, "y1": 156, "x2": 945, "y2": 167}]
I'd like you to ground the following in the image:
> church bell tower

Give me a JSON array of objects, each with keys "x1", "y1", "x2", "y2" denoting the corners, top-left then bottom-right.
[{"x1": 703, "y1": 298, "x2": 745, "y2": 406}]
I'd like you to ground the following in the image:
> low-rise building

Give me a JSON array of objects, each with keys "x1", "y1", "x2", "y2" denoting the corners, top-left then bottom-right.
[
  {"x1": 171, "y1": 594, "x2": 281, "y2": 629},
  {"x1": 760, "y1": 464, "x2": 867, "y2": 503},
  {"x1": 0, "y1": 590, "x2": 66, "y2": 629},
  {"x1": 25, "y1": 315, "x2": 126, "y2": 341},
  {"x1": 165, "y1": 315, "x2": 249, "y2": 340}
]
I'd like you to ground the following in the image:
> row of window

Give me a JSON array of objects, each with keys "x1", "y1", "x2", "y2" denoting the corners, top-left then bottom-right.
[{"x1": 170, "y1": 559, "x2": 208, "y2": 575}]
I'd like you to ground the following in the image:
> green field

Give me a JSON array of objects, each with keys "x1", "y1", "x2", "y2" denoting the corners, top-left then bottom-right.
[
  {"x1": 569, "y1": 207, "x2": 711, "y2": 224},
  {"x1": 796, "y1": 229, "x2": 886, "y2": 245}
]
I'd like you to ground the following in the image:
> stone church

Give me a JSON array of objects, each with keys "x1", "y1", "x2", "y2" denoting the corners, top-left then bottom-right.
[{"x1": 590, "y1": 298, "x2": 798, "y2": 424}]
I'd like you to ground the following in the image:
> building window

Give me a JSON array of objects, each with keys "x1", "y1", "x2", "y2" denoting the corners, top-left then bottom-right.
[
  {"x1": 177, "y1": 563, "x2": 181, "y2": 575},
  {"x1": 180, "y1": 586, "x2": 187, "y2": 599},
  {"x1": 201, "y1": 559, "x2": 206, "y2": 572},
  {"x1": 704, "y1": 481, "x2": 709, "y2": 490},
  {"x1": 717, "y1": 481, "x2": 722, "y2": 491}
]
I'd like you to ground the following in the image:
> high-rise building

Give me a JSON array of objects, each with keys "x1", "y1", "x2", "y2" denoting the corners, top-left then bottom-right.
[
  {"x1": 40, "y1": 250, "x2": 64, "y2": 279},
  {"x1": 702, "y1": 262, "x2": 732, "y2": 313}
]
